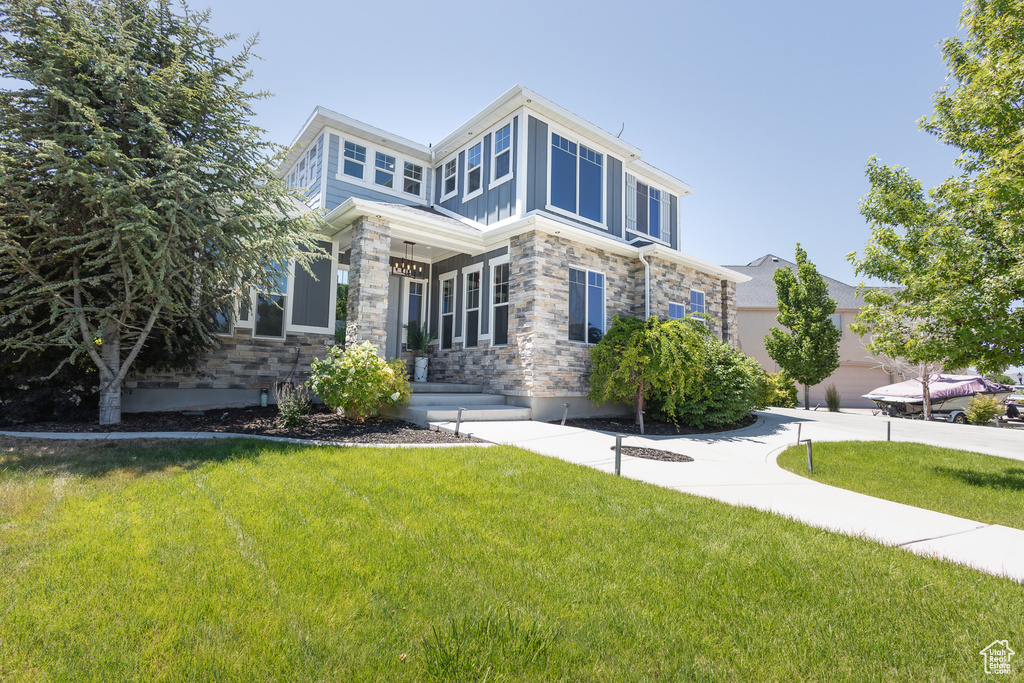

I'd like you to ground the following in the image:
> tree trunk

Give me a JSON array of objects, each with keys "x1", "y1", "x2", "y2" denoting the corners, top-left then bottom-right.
[
  {"x1": 636, "y1": 379, "x2": 645, "y2": 425},
  {"x1": 97, "y1": 321, "x2": 122, "y2": 426},
  {"x1": 921, "y1": 374, "x2": 932, "y2": 422},
  {"x1": 804, "y1": 384, "x2": 810, "y2": 410}
]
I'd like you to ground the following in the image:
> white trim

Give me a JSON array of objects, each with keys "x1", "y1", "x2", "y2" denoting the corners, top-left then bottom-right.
[
  {"x1": 490, "y1": 256, "x2": 511, "y2": 347},
  {"x1": 400, "y1": 277, "x2": 429, "y2": 344},
  {"x1": 462, "y1": 264, "x2": 483, "y2": 348},
  {"x1": 372, "y1": 150, "x2": 398, "y2": 191},
  {"x1": 462, "y1": 141, "x2": 484, "y2": 203},
  {"x1": 439, "y1": 156, "x2": 458, "y2": 203},
  {"x1": 568, "y1": 266, "x2": 605, "y2": 344},
  {"x1": 438, "y1": 270, "x2": 457, "y2": 350},
  {"x1": 514, "y1": 107, "x2": 527, "y2": 219},
  {"x1": 546, "y1": 124, "x2": 607, "y2": 227},
  {"x1": 331, "y1": 127, "x2": 427, "y2": 203},
  {"x1": 488, "y1": 115, "x2": 515, "y2": 190}
]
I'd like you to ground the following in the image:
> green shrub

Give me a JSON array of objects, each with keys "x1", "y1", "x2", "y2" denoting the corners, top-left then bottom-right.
[
  {"x1": 588, "y1": 316, "x2": 709, "y2": 424},
  {"x1": 758, "y1": 370, "x2": 798, "y2": 408},
  {"x1": 825, "y1": 384, "x2": 841, "y2": 412},
  {"x1": 676, "y1": 339, "x2": 764, "y2": 429},
  {"x1": 965, "y1": 393, "x2": 1003, "y2": 425},
  {"x1": 308, "y1": 342, "x2": 411, "y2": 422},
  {"x1": 274, "y1": 380, "x2": 311, "y2": 428}
]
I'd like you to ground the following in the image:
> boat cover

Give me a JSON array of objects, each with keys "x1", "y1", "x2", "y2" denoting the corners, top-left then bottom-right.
[{"x1": 863, "y1": 374, "x2": 1008, "y2": 401}]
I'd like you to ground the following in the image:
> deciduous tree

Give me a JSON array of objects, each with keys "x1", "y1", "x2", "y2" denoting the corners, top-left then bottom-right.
[
  {"x1": 764, "y1": 244, "x2": 841, "y2": 409},
  {"x1": 0, "y1": 0, "x2": 323, "y2": 424}
]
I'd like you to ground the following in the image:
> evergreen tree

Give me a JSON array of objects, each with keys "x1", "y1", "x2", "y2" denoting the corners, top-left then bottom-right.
[
  {"x1": 764, "y1": 244, "x2": 841, "y2": 409},
  {"x1": 0, "y1": 0, "x2": 323, "y2": 424}
]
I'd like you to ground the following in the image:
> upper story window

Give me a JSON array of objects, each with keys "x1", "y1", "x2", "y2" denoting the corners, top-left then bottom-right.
[
  {"x1": 831, "y1": 313, "x2": 843, "y2": 337},
  {"x1": 403, "y1": 162, "x2": 423, "y2": 196},
  {"x1": 374, "y1": 152, "x2": 396, "y2": 188},
  {"x1": 306, "y1": 147, "x2": 318, "y2": 186},
  {"x1": 343, "y1": 141, "x2": 366, "y2": 179},
  {"x1": 551, "y1": 133, "x2": 603, "y2": 225},
  {"x1": 668, "y1": 302, "x2": 685, "y2": 320},
  {"x1": 626, "y1": 174, "x2": 671, "y2": 243},
  {"x1": 465, "y1": 142, "x2": 483, "y2": 199},
  {"x1": 441, "y1": 158, "x2": 458, "y2": 201},
  {"x1": 492, "y1": 123, "x2": 512, "y2": 184}
]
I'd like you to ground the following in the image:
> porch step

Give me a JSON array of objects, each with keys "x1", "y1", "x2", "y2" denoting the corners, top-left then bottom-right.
[
  {"x1": 397, "y1": 404, "x2": 533, "y2": 426},
  {"x1": 409, "y1": 382, "x2": 483, "y2": 394},
  {"x1": 408, "y1": 392, "x2": 506, "y2": 407}
]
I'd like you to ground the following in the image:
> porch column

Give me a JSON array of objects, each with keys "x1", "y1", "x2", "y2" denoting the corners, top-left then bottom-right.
[{"x1": 346, "y1": 216, "x2": 391, "y2": 354}]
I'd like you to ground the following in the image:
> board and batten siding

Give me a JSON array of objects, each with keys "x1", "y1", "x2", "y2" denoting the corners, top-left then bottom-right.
[
  {"x1": 525, "y1": 115, "x2": 623, "y2": 238},
  {"x1": 324, "y1": 133, "x2": 429, "y2": 211},
  {"x1": 434, "y1": 117, "x2": 518, "y2": 224},
  {"x1": 428, "y1": 246, "x2": 509, "y2": 340},
  {"x1": 290, "y1": 239, "x2": 334, "y2": 329}
]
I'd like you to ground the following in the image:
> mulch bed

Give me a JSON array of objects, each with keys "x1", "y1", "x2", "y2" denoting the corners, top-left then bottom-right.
[
  {"x1": 3, "y1": 404, "x2": 480, "y2": 444},
  {"x1": 553, "y1": 413, "x2": 757, "y2": 436},
  {"x1": 616, "y1": 446, "x2": 694, "y2": 463}
]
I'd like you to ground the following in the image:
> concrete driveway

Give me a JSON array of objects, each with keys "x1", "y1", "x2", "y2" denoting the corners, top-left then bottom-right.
[{"x1": 446, "y1": 409, "x2": 1024, "y2": 582}]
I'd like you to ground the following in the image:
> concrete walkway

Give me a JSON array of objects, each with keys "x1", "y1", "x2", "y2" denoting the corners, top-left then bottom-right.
[{"x1": 438, "y1": 408, "x2": 1024, "y2": 582}]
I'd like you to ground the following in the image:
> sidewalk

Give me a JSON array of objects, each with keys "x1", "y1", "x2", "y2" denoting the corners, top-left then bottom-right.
[{"x1": 438, "y1": 410, "x2": 1024, "y2": 582}]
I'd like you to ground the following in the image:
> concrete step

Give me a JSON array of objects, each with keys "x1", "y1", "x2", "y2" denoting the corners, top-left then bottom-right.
[
  {"x1": 408, "y1": 392, "x2": 507, "y2": 407},
  {"x1": 409, "y1": 382, "x2": 483, "y2": 394},
  {"x1": 385, "y1": 404, "x2": 532, "y2": 427}
]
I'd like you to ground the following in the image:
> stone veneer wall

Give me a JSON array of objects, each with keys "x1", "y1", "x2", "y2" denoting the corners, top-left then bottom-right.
[
  {"x1": 125, "y1": 331, "x2": 333, "y2": 391},
  {"x1": 346, "y1": 216, "x2": 391, "y2": 353},
  {"x1": 646, "y1": 256, "x2": 724, "y2": 340},
  {"x1": 720, "y1": 279, "x2": 738, "y2": 348}
]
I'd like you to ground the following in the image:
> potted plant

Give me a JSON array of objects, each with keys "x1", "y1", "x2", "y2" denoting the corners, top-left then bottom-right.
[{"x1": 404, "y1": 321, "x2": 437, "y2": 382}]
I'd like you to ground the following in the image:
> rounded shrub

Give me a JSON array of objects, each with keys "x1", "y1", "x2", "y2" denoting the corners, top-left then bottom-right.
[{"x1": 308, "y1": 342, "x2": 411, "y2": 422}]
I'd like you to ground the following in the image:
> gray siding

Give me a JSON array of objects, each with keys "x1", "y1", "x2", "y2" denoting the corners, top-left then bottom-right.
[
  {"x1": 324, "y1": 133, "x2": 427, "y2": 211},
  {"x1": 428, "y1": 247, "x2": 509, "y2": 341},
  {"x1": 606, "y1": 157, "x2": 622, "y2": 237},
  {"x1": 291, "y1": 240, "x2": 334, "y2": 328},
  {"x1": 436, "y1": 117, "x2": 518, "y2": 224},
  {"x1": 526, "y1": 116, "x2": 547, "y2": 212}
]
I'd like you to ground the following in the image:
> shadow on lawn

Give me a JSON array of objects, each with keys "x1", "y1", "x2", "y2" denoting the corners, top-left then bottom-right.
[
  {"x1": 932, "y1": 466, "x2": 1024, "y2": 493},
  {"x1": 0, "y1": 437, "x2": 286, "y2": 479}
]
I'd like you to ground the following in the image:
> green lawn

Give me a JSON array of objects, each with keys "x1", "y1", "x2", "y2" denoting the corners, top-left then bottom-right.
[
  {"x1": 778, "y1": 441, "x2": 1024, "y2": 530},
  {"x1": 1, "y1": 437, "x2": 1021, "y2": 681}
]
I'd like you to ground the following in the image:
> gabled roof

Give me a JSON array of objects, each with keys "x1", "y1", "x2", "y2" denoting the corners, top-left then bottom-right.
[{"x1": 724, "y1": 253, "x2": 867, "y2": 309}]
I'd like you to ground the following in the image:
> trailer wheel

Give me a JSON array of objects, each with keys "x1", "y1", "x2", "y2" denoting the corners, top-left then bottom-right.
[{"x1": 953, "y1": 412, "x2": 967, "y2": 424}]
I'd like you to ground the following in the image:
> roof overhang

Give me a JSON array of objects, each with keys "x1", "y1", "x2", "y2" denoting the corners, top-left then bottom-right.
[{"x1": 324, "y1": 200, "x2": 749, "y2": 284}]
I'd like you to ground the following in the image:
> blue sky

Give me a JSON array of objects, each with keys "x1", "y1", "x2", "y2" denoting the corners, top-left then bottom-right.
[{"x1": 203, "y1": 0, "x2": 968, "y2": 288}]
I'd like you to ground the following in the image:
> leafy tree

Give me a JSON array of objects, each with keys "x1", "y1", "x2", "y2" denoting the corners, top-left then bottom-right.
[
  {"x1": 764, "y1": 244, "x2": 841, "y2": 409},
  {"x1": 850, "y1": 0, "x2": 1024, "y2": 378},
  {"x1": 588, "y1": 316, "x2": 708, "y2": 425},
  {"x1": 758, "y1": 370, "x2": 798, "y2": 409},
  {"x1": 0, "y1": 0, "x2": 323, "y2": 424}
]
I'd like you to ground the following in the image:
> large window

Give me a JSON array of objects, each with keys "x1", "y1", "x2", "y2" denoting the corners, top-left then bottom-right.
[
  {"x1": 374, "y1": 152, "x2": 396, "y2": 188},
  {"x1": 255, "y1": 264, "x2": 287, "y2": 338},
  {"x1": 492, "y1": 262, "x2": 509, "y2": 346},
  {"x1": 831, "y1": 313, "x2": 843, "y2": 337},
  {"x1": 492, "y1": 123, "x2": 512, "y2": 184},
  {"x1": 569, "y1": 268, "x2": 604, "y2": 343},
  {"x1": 440, "y1": 276, "x2": 455, "y2": 349},
  {"x1": 626, "y1": 174, "x2": 671, "y2": 242},
  {"x1": 551, "y1": 133, "x2": 603, "y2": 224},
  {"x1": 464, "y1": 271, "x2": 481, "y2": 348},
  {"x1": 403, "y1": 162, "x2": 423, "y2": 196},
  {"x1": 441, "y1": 158, "x2": 457, "y2": 201},
  {"x1": 343, "y1": 141, "x2": 366, "y2": 179},
  {"x1": 465, "y1": 142, "x2": 483, "y2": 198}
]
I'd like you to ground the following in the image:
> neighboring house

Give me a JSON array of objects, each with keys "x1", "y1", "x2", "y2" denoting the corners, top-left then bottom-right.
[
  {"x1": 126, "y1": 85, "x2": 749, "y2": 419},
  {"x1": 725, "y1": 254, "x2": 894, "y2": 408}
]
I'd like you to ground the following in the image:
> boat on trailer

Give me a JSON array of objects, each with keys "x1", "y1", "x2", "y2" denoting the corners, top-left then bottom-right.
[{"x1": 861, "y1": 374, "x2": 1014, "y2": 424}]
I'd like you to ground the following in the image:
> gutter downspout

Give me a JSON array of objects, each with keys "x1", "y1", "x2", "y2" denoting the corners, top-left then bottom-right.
[{"x1": 638, "y1": 246, "x2": 653, "y2": 320}]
